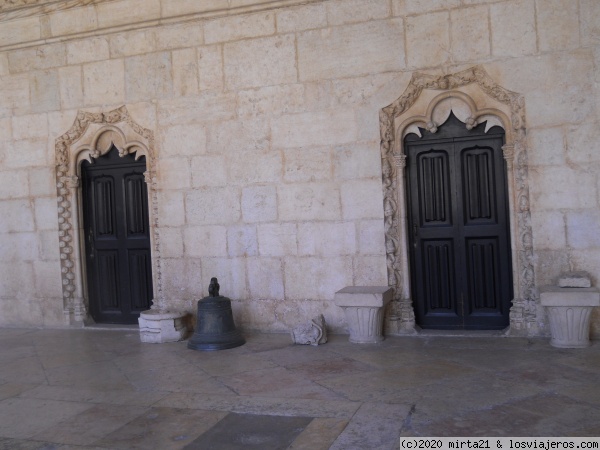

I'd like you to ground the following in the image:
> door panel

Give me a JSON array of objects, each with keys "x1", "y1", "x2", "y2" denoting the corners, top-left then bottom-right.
[
  {"x1": 82, "y1": 146, "x2": 153, "y2": 324},
  {"x1": 406, "y1": 113, "x2": 512, "y2": 329}
]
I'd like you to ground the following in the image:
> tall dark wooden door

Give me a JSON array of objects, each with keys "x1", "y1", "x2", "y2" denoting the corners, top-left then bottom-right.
[
  {"x1": 405, "y1": 113, "x2": 512, "y2": 329},
  {"x1": 82, "y1": 146, "x2": 153, "y2": 324}
]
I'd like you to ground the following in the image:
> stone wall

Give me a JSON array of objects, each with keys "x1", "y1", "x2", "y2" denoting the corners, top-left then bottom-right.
[{"x1": 0, "y1": 0, "x2": 598, "y2": 336}]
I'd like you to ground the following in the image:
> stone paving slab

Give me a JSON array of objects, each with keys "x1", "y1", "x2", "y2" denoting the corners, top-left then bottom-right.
[{"x1": 0, "y1": 328, "x2": 598, "y2": 448}]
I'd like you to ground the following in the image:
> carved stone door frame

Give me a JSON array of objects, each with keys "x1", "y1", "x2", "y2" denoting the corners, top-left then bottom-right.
[
  {"x1": 55, "y1": 107, "x2": 161, "y2": 325},
  {"x1": 380, "y1": 66, "x2": 537, "y2": 336}
]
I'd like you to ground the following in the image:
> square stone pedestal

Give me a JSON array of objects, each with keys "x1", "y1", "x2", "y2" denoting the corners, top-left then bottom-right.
[
  {"x1": 540, "y1": 286, "x2": 600, "y2": 348},
  {"x1": 334, "y1": 286, "x2": 393, "y2": 343},
  {"x1": 138, "y1": 310, "x2": 187, "y2": 343}
]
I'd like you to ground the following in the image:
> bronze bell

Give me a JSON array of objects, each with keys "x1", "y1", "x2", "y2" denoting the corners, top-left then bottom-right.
[{"x1": 187, "y1": 277, "x2": 245, "y2": 351}]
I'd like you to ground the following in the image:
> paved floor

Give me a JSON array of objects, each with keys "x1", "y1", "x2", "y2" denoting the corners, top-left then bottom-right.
[{"x1": 0, "y1": 328, "x2": 599, "y2": 450}]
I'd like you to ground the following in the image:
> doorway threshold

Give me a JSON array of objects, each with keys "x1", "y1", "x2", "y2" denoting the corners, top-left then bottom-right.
[
  {"x1": 83, "y1": 323, "x2": 139, "y2": 331},
  {"x1": 415, "y1": 328, "x2": 508, "y2": 338}
]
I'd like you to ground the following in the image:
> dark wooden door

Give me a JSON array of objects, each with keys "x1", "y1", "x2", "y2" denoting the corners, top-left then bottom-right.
[
  {"x1": 406, "y1": 113, "x2": 512, "y2": 329},
  {"x1": 82, "y1": 146, "x2": 153, "y2": 324}
]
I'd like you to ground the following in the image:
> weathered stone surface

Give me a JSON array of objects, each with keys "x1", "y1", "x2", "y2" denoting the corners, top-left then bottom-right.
[
  {"x1": 333, "y1": 143, "x2": 381, "y2": 180},
  {"x1": 291, "y1": 314, "x2": 327, "y2": 346},
  {"x1": 156, "y1": 157, "x2": 191, "y2": 190},
  {"x1": 224, "y1": 35, "x2": 296, "y2": 90},
  {"x1": 341, "y1": 180, "x2": 384, "y2": 220},
  {"x1": 156, "y1": 23, "x2": 203, "y2": 50},
  {"x1": 237, "y1": 84, "x2": 304, "y2": 117},
  {"x1": 159, "y1": 227, "x2": 184, "y2": 258},
  {"x1": 490, "y1": 0, "x2": 536, "y2": 57},
  {"x1": 161, "y1": 124, "x2": 207, "y2": 157},
  {"x1": 531, "y1": 210, "x2": 566, "y2": 251},
  {"x1": 157, "y1": 191, "x2": 185, "y2": 227},
  {"x1": 247, "y1": 257, "x2": 284, "y2": 299},
  {"x1": 109, "y1": 30, "x2": 156, "y2": 58},
  {"x1": 227, "y1": 225, "x2": 258, "y2": 257},
  {"x1": 558, "y1": 272, "x2": 592, "y2": 288},
  {"x1": 450, "y1": 6, "x2": 490, "y2": 62},
  {"x1": 83, "y1": 59, "x2": 125, "y2": 106},
  {"x1": 125, "y1": 52, "x2": 173, "y2": 102},
  {"x1": 67, "y1": 37, "x2": 109, "y2": 65},
  {"x1": 241, "y1": 186, "x2": 277, "y2": 223},
  {"x1": 191, "y1": 155, "x2": 227, "y2": 187},
  {"x1": 527, "y1": 127, "x2": 565, "y2": 166},
  {"x1": 172, "y1": 48, "x2": 199, "y2": 97},
  {"x1": 275, "y1": 3, "x2": 327, "y2": 33},
  {"x1": 358, "y1": 220, "x2": 386, "y2": 255},
  {"x1": 352, "y1": 255, "x2": 388, "y2": 285},
  {"x1": 58, "y1": 66, "x2": 83, "y2": 109},
  {"x1": 580, "y1": 0, "x2": 600, "y2": 47},
  {"x1": 0, "y1": 170, "x2": 28, "y2": 199},
  {"x1": 536, "y1": 0, "x2": 579, "y2": 52},
  {"x1": 204, "y1": 11, "x2": 275, "y2": 44},
  {"x1": 158, "y1": 93, "x2": 236, "y2": 126},
  {"x1": 161, "y1": 0, "x2": 228, "y2": 18},
  {"x1": 297, "y1": 222, "x2": 356, "y2": 257},
  {"x1": 285, "y1": 257, "x2": 353, "y2": 300},
  {"x1": 186, "y1": 188, "x2": 241, "y2": 225},
  {"x1": 0, "y1": 200, "x2": 35, "y2": 232},
  {"x1": 272, "y1": 110, "x2": 357, "y2": 148},
  {"x1": 284, "y1": 147, "x2": 332, "y2": 183},
  {"x1": 12, "y1": 113, "x2": 47, "y2": 140},
  {"x1": 530, "y1": 167, "x2": 596, "y2": 210},
  {"x1": 257, "y1": 223, "x2": 298, "y2": 257},
  {"x1": 198, "y1": 45, "x2": 223, "y2": 92},
  {"x1": 96, "y1": 0, "x2": 160, "y2": 29},
  {"x1": 30, "y1": 70, "x2": 60, "y2": 112},
  {"x1": 0, "y1": 17, "x2": 40, "y2": 48},
  {"x1": 326, "y1": 0, "x2": 390, "y2": 26},
  {"x1": 184, "y1": 226, "x2": 227, "y2": 257},
  {"x1": 566, "y1": 211, "x2": 600, "y2": 250},
  {"x1": 393, "y1": 0, "x2": 461, "y2": 16},
  {"x1": 297, "y1": 20, "x2": 404, "y2": 81},
  {"x1": 48, "y1": 6, "x2": 97, "y2": 37},
  {"x1": 278, "y1": 183, "x2": 342, "y2": 221},
  {"x1": 566, "y1": 122, "x2": 600, "y2": 164},
  {"x1": 406, "y1": 11, "x2": 450, "y2": 68}
]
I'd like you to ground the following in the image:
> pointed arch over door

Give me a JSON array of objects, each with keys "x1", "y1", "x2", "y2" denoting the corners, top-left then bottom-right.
[
  {"x1": 379, "y1": 66, "x2": 537, "y2": 336},
  {"x1": 55, "y1": 106, "x2": 161, "y2": 326}
]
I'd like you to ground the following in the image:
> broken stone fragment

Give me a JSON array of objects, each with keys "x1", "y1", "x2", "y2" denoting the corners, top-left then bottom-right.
[
  {"x1": 291, "y1": 314, "x2": 327, "y2": 346},
  {"x1": 558, "y1": 271, "x2": 592, "y2": 288}
]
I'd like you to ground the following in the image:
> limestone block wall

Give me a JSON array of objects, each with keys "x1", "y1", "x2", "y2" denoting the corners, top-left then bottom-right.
[{"x1": 0, "y1": 0, "x2": 599, "y2": 335}]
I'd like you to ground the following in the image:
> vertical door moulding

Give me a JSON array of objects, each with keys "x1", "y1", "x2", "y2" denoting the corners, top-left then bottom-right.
[
  {"x1": 379, "y1": 66, "x2": 537, "y2": 336},
  {"x1": 55, "y1": 106, "x2": 162, "y2": 326}
]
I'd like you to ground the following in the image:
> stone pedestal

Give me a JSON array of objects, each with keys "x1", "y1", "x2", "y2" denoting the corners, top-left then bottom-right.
[
  {"x1": 138, "y1": 310, "x2": 187, "y2": 343},
  {"x1": 539, "y1": 286, "x2": 600, "y2": 348},
  {"x1": 334, "y1": 286, "x2": 393, "y2": 343}
]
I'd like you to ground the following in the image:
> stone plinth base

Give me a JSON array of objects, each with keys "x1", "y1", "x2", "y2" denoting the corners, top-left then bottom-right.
[
  {"x1": 334, "y1": 286, "x2": 393, "y2": 343},
  {"x1": 138, "y1": 310, "x2": 187, "y2": 343},
  {"x1": 540, "y1": 286, "x2": 600, "y2": 348}
]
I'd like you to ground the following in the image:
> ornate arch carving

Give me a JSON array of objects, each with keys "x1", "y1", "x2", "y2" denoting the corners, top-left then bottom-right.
[
  {"x1": 55, "y1": 106, "x2": 161, "y2": 325},
  {"x1": 380, "y1": 65, "x2": 537, "y2": 336}
]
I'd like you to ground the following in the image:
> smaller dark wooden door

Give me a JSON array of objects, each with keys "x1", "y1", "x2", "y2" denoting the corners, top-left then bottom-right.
[
  {"x1": 82, "y1": 146, "x2": 153, "y2": 324},
  {"x1": 405, "y1": 113, "x2": 512, "y2": 330}
]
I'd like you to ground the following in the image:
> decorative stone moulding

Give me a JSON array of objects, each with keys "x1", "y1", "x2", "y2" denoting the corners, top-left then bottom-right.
[
  {"x1": 139, "y1": 310, "x2": 188, "y2": 344},
  {"x1": 379, "y1": 66, "x2": 536, "y2": 336},
  {"x1": 334, "y1": 286, "x2": 393, "y2": 343},
  {"x1": 54, "y1": 106, "x2": 163, "y2": 326},
  {"x1": 540, "y1": 286, "x2": 600, "y2": 348}
]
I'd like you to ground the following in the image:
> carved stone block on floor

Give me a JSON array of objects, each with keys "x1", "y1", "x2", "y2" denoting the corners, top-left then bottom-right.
[
  {"x1": 138, "y1": 310, "x2": 188, "y2": 343},
  {"x1": 291, "y1": 314, "x2": 327, "y2": 346}
]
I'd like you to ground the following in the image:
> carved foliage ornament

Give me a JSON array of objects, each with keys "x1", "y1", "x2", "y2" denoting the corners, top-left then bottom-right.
[
  {"x1": 379, "y1": 66, "x2": 536, "y2": 332},
  {"x1": 55, "y1": 106, "x2": 160, "y2": 323}
]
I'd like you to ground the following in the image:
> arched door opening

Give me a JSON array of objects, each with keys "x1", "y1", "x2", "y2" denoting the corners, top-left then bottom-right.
[
  {"x1": 405, "y1": 112, "x2": 512, "y2": 329},
  {"x1": 81, "y1": 145, "x2": 153, "y2": 324},
  {"x1": 379, "y1": 66, "x2": 537, "y2": 336}
]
